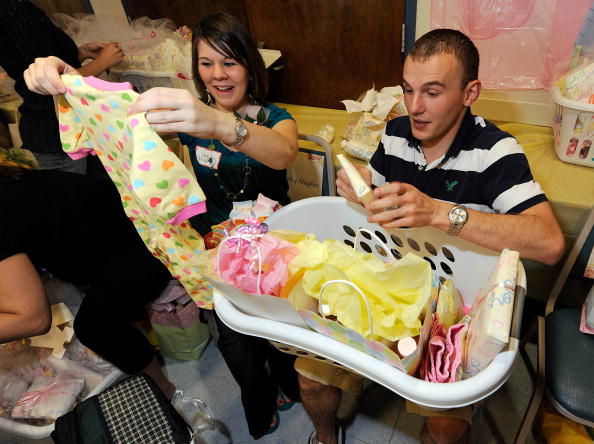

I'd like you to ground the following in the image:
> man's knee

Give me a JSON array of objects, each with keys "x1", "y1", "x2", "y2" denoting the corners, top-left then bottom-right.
[
  {"x1": 298, "y1": 373, "x2": 331, "y2": 393},
  {"x1": 424, "y1": 416, "x2": 469, "y2": 444}
]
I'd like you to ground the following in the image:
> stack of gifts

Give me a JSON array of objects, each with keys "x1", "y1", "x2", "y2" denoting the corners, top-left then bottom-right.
[{"x1": 149, "y1": 281, "x2": 211, "y2": 361}]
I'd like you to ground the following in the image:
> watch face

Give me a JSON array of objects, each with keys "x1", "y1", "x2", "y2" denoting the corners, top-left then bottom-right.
[
  {"x1": 237, "y1": 121, "x2": 248, "y2": 137},
  {"x1": 450, "y1": 206, "x2": 467, "y2": 224}
]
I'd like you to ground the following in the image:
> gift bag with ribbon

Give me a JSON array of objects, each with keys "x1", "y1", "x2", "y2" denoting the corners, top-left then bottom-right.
[{"x1": 149, "y1": 281, "x2": 210, "y2": 361}]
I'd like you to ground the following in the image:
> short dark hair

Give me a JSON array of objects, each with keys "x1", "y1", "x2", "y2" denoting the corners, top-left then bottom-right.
[
  {"x1": 191, "y1": 12, "x2": 268, "y2": 104},
  {"x1": 408, "y1": 29, "x2": 479, "y2": 88}
]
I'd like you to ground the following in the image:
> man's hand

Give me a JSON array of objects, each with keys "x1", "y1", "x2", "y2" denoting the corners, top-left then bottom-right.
[
  {"x1": 78, "y1": 42, "x2": 107, "y2": 61},
  {"x1": 336, "y1": 164, "x2": 372, "y2": 204},
  {"x1": 367, "y1": 181, "x2": 446, "y2": 228},
  {"x1": 23, "y1": 56, "x2": 79, "y2": 95}
]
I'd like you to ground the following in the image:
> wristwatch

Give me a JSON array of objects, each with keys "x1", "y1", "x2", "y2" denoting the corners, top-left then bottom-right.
[
  {"x1": 447, "y1": 205, "x2": 468, "y2": 236},
  {"x1": 229, "y1": 113, "x2": 248, "y2": 147}
]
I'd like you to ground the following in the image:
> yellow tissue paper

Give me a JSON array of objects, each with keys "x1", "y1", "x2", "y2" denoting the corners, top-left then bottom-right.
[
  {"x1": 435, "y1": 278, "x2": 464, "y2": 330},
  {"x1": 296, "y1": 238, "x2": 433, "y2": 341}
]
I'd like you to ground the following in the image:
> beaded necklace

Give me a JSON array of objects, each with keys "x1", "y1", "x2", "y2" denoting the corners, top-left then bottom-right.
[{"x1": 207, "y1": 103, "x2": 270, "y2": 201}]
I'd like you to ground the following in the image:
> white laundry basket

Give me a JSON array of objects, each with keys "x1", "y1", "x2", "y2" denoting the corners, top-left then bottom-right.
[
  {"x1": 0, "y1": 369, "x2": 122, "y2": 443},
  {"x1": 214, "y1": 196, "x2": 526, "y2": 409},
  {"x1": 552, "y1": 85, "x2": 594, "y2": 167}
]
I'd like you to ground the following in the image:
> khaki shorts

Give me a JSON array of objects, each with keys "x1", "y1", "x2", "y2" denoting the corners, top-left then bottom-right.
[
  {"x1": 406, "y1": 401, "x2": 474, "y2": 424},
  {"x1": 294, "y1": 356, "x2": 367, "y2": 394},
  {"x1": 295, "y1": 357, "x2": 473, "y2": 423}
]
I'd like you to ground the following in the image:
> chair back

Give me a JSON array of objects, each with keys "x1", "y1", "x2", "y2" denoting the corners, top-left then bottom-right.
[{"x1": 546, "y1": 206, "x2": 594, "y2": 314}]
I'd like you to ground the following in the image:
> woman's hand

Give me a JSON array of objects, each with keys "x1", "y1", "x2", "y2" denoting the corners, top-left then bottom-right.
[
  {"x1": 127, "y1": 87, "x2": 222, "y2": 138},
  {"x1": 23, "y1": 56, "x2": 79, "y2": 95},
  {"x1": 93, "y1": 42, "x2": 124, "y2": 69}
]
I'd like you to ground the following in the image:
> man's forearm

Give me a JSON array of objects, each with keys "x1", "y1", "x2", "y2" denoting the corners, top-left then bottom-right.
[{"x1": 434, "y1": 201, "x2": 565, "y2": 265}]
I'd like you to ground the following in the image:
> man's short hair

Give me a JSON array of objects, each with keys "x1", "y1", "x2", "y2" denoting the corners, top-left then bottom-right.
[{"x1": 408, "y1": 29, "x2": 479, "y2": 88}]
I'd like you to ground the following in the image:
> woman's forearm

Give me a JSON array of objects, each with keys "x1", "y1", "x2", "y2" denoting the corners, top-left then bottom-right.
[
  {"x1": 0, "y1": 253, "x2": 51, "y2": 343},
  {"x1": 0, "y1": 312, "x2": 49, "y2": 344}
]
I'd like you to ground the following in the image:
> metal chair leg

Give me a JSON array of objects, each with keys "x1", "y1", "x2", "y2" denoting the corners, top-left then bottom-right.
[{"x1": 514, "y1": 316, "x2": 546, "y2": 444}]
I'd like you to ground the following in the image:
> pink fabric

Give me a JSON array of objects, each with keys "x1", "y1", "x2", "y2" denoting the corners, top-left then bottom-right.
[
  {"x1": 217, "y1": 234, "x2": 300, "y2": 296},
  {"x1": 83, "y1": 76, "x2": 132, "y2": 91},
  {"x1": 66, "y1": 147, "x2": 94, "y2": 160},
  {"x1": 167, "y1": 201, "x2": 207, "y2": 226},
  {"x1": 151, "y1": 282, "x2": 191, "y2": 312},
  {"x1": 420, "y1": 315, "x2": 467, "y2": 383},
  {"x1": 431, "y1": 0, "x2": 593, "y2": 89}
]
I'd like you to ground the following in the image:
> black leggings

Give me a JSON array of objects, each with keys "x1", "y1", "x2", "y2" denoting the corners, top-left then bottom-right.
[
  {"x1": 213, "y1": 312, "x2": 299, "y2": 439},
  {"x1": 73, "y1": 243, "x2": 171, "y2": 375}
]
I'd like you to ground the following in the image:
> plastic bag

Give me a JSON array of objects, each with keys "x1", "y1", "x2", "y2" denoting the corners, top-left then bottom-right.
[{"x1": 11, "y1": 375, "x2": 84, "y2": 420}]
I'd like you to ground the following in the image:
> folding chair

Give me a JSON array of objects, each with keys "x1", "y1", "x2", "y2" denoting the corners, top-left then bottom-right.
[
  {"x1": 286, "y1": 133, "x2": 336, "y2": 200},
  {"x1": 515, "y1": 205, "x2": 594, "y2": 443}
]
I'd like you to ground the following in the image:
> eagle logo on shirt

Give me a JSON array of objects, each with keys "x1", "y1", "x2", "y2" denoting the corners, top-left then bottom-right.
[{"x1": 445, "y1": 179, "x2": 459, "y2": 191}]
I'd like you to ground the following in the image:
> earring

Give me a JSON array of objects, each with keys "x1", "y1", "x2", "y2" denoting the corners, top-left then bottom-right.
[{"x1": 205, "y1": 88, "x2": 213, "y2": 105}]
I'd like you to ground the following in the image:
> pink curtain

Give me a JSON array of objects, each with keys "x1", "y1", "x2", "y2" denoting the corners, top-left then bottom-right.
[{"x1": 430, "y1": 0, "x2": 593, "y2": 89}]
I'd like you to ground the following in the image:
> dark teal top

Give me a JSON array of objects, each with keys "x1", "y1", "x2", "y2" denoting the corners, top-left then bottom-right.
[{"x1": 179, "y1": 103, "x2": 293, "y2": 235}]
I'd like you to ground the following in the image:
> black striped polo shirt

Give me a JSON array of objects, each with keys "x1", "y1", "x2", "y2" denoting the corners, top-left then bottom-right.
[{"x1": 369, "y1": 108, "x2": 547, "y2": 214}]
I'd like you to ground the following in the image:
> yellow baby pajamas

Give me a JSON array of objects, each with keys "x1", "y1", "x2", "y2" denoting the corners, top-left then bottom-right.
[{"x1": 58, "y1": 74, "x2": 214, "y2": 307}]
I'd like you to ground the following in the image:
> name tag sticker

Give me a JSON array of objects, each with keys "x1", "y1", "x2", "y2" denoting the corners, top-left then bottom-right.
[{"x1": 195, "y1": 146, "x2": 221, "y2": 169}]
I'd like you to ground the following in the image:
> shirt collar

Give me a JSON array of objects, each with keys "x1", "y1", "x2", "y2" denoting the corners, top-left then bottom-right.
[{"x1": 409, "y1": 107, "x2": 475, "y2": 160}]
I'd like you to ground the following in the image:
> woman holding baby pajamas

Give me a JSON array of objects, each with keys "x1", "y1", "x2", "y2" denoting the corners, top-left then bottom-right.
[{"x1": 24, "y1": 12, "x2": 300, "y2": 440}]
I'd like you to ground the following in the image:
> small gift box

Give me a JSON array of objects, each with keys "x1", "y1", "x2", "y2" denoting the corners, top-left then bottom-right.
[{"x1": 149, "y1": 281, "x2": 211, "y2": 361}]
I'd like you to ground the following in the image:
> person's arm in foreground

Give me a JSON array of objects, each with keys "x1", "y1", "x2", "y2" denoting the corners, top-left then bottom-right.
[
  {"x1": 128, "y1": 88, "x2": 298, "y2": 170},
  {"x1": 336, "y1": 167, "x2": 565, "y2": 265},
  {"x1": 0, "y1": 253, "x2": 50, "y2": 343}
]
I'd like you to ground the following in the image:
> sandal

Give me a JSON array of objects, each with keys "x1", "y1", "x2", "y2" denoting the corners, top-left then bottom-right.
[
  {"x1": 276, "y1": 388, "x2": 295, "y2": 411},
  {"x1": 264, "y1": 409, "x2": 280, "y2": 436}
]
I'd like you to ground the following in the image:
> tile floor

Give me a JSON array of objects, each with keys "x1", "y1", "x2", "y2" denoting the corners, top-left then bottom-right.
[{"x1": 164, "y1": 339, "x2": 545, "y2": 444}]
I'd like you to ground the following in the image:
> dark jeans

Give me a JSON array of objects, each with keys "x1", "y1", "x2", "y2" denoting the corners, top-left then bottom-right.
[
  {"x1": 34, "y1": 151, "x2": 87, "y2": 174},
  {"x1": 34, "y1": 151, "x2": 111, "y2": 180},
  {"x1": 213, "y1": 312, "x2": 299, "y2": 439},
  {"x1": 73, "y1": 243, "x2": 171, "y2": 375}
]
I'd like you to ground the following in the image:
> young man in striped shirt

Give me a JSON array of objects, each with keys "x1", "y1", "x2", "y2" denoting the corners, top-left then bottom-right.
[{"x1": 300, "y1": 29, "x2": 564, "y2": 444}]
